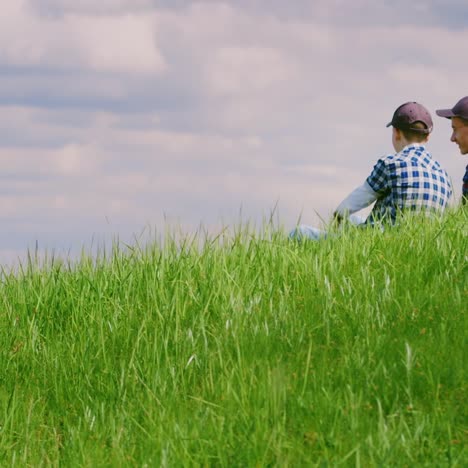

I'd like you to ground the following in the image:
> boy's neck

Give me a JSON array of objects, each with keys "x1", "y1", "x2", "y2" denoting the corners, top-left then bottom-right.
[{"x1": 395, "y1": 139, "x2": 427, "y2": 152}]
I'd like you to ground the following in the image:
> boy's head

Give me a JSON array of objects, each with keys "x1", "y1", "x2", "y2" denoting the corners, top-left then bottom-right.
[
  {"x1": 436, "y1": 96, "x2": 468, "y2": 155},
  {"x1": 387, "y1": 102, "x2": 433, "y2": 147}
]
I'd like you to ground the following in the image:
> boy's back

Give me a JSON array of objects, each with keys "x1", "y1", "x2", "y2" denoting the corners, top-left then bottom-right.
[{"x1": 367, "y1": 143, "x2": 452, "y2": 223}]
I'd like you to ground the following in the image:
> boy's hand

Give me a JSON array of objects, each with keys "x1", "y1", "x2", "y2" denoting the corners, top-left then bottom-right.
[{"x1": 333, "y1": 211, "x2": 343, "y2": 226}]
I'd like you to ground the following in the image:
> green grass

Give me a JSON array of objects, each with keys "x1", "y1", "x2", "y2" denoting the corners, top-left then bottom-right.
[{"x1": 0, "y1": 210, "x2": 467, "y2": 466}]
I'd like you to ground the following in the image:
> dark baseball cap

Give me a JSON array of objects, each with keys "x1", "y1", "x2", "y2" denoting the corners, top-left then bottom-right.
[
  {"x1": 386, "y1": 102, "x2": 433, "y2": 134},
  {"x1": 435, "y1": 96, "x2": 468, "y2": 120}
]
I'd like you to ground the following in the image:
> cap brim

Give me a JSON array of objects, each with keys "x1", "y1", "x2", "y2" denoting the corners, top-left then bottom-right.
[{"x1": 435, "y1": 109, "x2": 455, "y2": 119}]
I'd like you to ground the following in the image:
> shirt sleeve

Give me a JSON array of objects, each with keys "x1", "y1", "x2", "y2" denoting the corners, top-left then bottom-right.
[
  {"x1": 366, "y1": 158, "x2": 389, "y2": 193},
  {"x1": 335, "y1": 181, "x2": 379, "y2": 216}
]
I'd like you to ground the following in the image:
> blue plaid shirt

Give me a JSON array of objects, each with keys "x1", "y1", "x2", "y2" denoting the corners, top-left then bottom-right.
[{"x1": 366, "y1": 144, "x2": 452, "y2": 222}]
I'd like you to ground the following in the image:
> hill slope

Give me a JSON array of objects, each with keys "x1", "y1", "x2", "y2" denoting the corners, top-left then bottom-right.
[{"x1": 1, "y1": 211, "x2": 466, "y2": 466}]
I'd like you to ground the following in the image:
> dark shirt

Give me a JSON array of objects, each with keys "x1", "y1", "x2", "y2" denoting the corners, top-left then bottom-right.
[{"x1": 463, "y1": 165, "x2": 468, "y2": 205}]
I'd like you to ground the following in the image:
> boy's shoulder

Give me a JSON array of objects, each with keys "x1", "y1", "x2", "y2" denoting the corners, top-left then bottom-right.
[
  {"x1": 379, "y1": 145, "x2": 432, "y2": 166},
  {"x1": 378, "y1": 152, "x2": 409, "y2": 167}
]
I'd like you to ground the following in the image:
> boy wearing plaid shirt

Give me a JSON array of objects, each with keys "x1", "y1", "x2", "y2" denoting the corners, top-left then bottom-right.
[
  {"x1": 291, "y1": 102, "x2": 453, "y2": 240},
  {"x1": 436, "y1": 96, "x2": 468, "y2": 205}
]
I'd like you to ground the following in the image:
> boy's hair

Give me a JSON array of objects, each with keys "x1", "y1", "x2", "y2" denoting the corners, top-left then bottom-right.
[{"x1": 400, "y1": 121, "x2": 429, "y2": 142}]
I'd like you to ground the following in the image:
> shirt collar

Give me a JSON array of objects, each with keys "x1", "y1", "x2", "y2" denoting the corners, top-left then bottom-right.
[
  {"x1": 402, "y1": 143, "x2": 426, "y2": 152},
  {"x1": 399, "y1": 143, "x2": 429, "y2": 157}
]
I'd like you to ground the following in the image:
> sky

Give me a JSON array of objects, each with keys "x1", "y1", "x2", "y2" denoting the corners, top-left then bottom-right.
[{"x1": 1, "y1": 0, "x2": 467, "y2": 265}]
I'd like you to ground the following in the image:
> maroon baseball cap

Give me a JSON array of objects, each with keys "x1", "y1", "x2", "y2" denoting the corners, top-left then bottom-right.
[
  {"x1": 436, "y1": 96, "x2": 468, "y2": 120},
  {"x1": 386, "y1": 102, "x2": 433, "y2": 134}
]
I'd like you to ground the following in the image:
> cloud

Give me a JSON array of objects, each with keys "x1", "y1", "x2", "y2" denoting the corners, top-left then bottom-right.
[
  {"x1": 0, "y1": 0, "x2": 166, "y2": 73},
  {"x1": 34, "y1": 0, "x2": 155, "y2": 16},
  {"x1": 30, "y1": 0, "x2": 468, "y2": 29},
  {"x1": 205, "y1": 46, "x2": 299, "y2": 97}
]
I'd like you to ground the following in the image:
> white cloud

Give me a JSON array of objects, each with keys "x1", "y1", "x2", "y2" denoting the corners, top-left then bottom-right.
[
  {"x1": 0, "y1": 143, "x2": 104, "y2": 178},
  {"x1": 66, "y1": 14, "x2": 166, "y2": 73},
  {"x1": 206, "y1": 46, "x2": 300, "y2": 97},
  {"x1": 0, "y1": 0, "x2": 166, "y2": 73}
]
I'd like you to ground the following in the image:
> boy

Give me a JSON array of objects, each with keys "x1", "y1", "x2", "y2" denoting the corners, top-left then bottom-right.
[
  {"x1": 436, "y1": 96, "x2": 468, "y2": 205},
  {"x1": 291, "y1": 102, "x2": 453, "y2": 240}
]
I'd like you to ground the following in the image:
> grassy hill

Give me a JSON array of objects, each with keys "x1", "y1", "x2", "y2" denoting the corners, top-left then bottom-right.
[{"x1": 1, "y1": 211, "x2": 466, "y2": 466}]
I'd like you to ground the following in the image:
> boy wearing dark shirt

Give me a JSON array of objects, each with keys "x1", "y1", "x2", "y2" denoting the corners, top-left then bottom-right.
[{"x1": 436, "y1": 96, "x2": 468, "y2": 205}]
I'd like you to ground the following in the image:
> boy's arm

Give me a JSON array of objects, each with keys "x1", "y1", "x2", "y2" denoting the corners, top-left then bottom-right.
[
  {"x1": 334, "y1": 181, "x2": 379, "y2": 220},
  {"x1": 334, "y1": 159, "x2": 388, "y2": 222}
]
